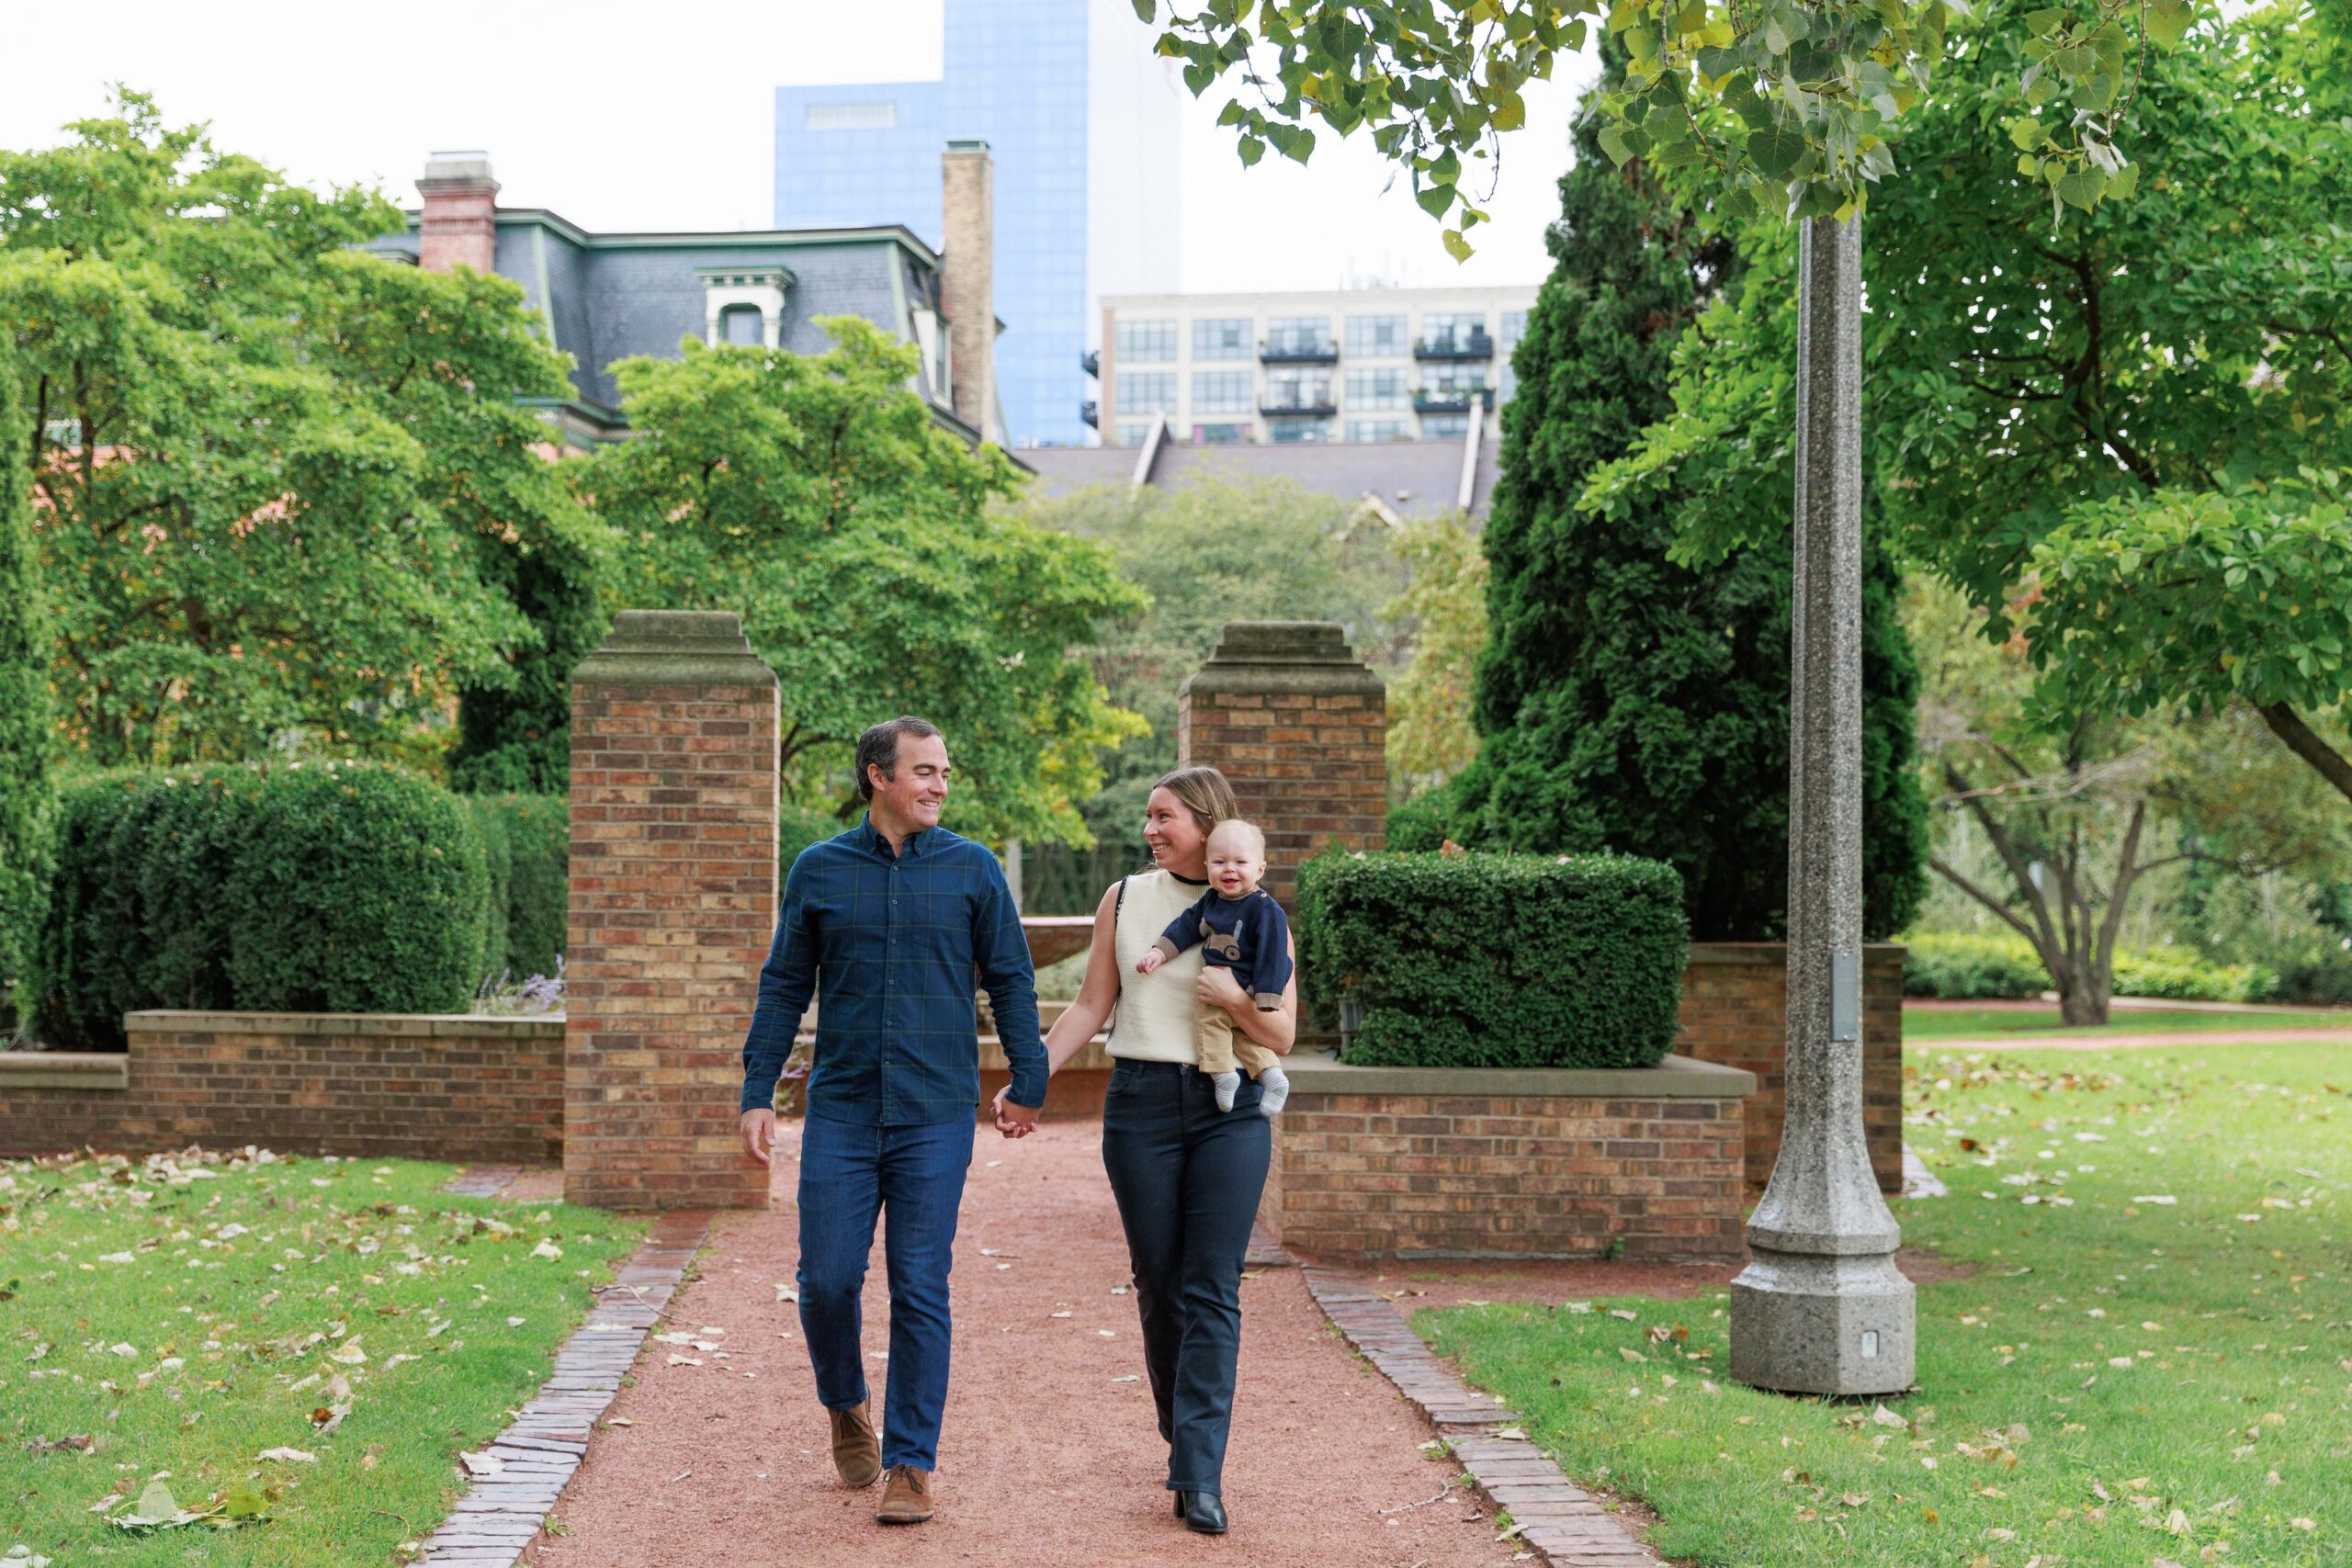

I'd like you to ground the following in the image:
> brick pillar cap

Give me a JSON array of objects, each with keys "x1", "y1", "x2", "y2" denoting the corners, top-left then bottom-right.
[
  {"x1": 571, "y1": 609, "x2": 777, "y2": 688},
  {"x1": 1181, "y1": 620, "x2": 1385, "y2": 699}
]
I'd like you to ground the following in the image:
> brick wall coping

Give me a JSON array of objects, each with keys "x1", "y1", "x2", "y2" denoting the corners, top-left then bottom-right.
[
  {"x1": 125, "y1": 1010, "x2": 564, "y2": 1040},
  {"x1": 1687, "y1": 941, "x2": 1907, "y2": 964},
  {"x1": 1291, "y1": 1049, "x2": 1755, "y2": 1100},
  {"x1": 0, "y1": 1052, "x2": 128, "y2": 1091}
]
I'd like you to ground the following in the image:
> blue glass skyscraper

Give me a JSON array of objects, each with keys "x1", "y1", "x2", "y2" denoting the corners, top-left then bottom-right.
[{"x1": 775, "y1": 0, "x2": 1181, "y2": 446}]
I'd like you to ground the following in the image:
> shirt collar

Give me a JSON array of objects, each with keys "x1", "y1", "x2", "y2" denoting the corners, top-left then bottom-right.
[{"x1": 859, "y1": 813, "x2": 930, "y2": 860}]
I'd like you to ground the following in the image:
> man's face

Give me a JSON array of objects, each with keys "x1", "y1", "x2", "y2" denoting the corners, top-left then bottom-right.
[
  {"x1": 1205, "y1": 827, "x2": 1265, "y2": 897},
  {"x1": 871, "y1": 732, "x2": 951, "y2": 830}
]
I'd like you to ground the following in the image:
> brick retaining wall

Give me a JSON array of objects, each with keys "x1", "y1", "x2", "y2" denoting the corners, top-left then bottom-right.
[
  {"x1": 0, "y1": 1011, "x2": 564, "y2": 1163},
  {"x1": 1262, "y1": 1053, "x2": 1755, "y2": 1264},
  {"x1": 1674, "y1": 942, "x2": 1905, "y2": 1193}
]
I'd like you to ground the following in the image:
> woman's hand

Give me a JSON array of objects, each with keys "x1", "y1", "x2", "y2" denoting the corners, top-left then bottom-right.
[{"x1": 1195, "y1": 966, "x2": 1249, "y2": 1012}]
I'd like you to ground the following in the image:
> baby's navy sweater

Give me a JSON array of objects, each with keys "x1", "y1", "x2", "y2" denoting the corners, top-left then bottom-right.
[{"x1": 1151, "y1": 886, "x2": 1295, "y2": 1009}]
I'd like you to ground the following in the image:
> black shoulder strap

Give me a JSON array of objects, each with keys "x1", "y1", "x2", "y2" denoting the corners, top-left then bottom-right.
[{"x1": 1115, "y1": 874, "x2": 1128, "y2": 916}]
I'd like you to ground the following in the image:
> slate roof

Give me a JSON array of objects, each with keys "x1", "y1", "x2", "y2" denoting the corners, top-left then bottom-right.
[
  {"x1": 1019, "y1": 436, "x2": 1503, "y2": 522},
  {"x1": 362, "y1": 211, "x2": 958, "y2": 431}
]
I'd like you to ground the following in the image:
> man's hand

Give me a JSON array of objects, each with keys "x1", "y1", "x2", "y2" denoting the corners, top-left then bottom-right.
[
  {"x1": 991, "y1": 1086, "x2": 1040, "y2": 1139},
  {"x1": 1196, "y1": 966, "x2": 1248, "y2": 1011},
  {"x1": 740, "y1": 1107, "x2": 778, "y2": 1165}
]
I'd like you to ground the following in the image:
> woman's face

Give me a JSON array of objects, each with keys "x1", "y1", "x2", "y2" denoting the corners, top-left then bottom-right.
[{"x1": 1142, "y1": 787, "x2": 1209, "y2": 872}]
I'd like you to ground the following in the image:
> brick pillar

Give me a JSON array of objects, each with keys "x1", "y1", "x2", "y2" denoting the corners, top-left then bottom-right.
[
  {"x1": 940, "y1": 140, "x2": 995, "y2": 441},
  {"x1": 1177, "y1": 620, "x2": 1386, "y2": 910},
  {"x1": 566, "y1": 611, "x2": 776, "y2": 1210},
  {"x1": 417, "y1": 151, "x2": 499, "y2": 275}
]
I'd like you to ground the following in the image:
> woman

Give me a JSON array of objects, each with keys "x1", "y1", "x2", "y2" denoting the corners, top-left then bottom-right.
[{"x1": 990, "y1": 766, "x2": 1295, "y2": 1534}]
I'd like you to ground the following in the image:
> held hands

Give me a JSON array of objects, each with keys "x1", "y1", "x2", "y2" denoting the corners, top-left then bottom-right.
[
  {"x1": 990, "y1": 1086, "x2": 1040, "y2": 1140},
  {"x1": 1135, "y1": 949, "x2": 1165, "y2": 975}
]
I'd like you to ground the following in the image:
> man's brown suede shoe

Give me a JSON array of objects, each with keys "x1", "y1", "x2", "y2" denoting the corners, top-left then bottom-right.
[
  {"x1": 828, "y1": 1402, "x2": 880, "y2": 1488},
  {"x1": 876, "y1": 1464, "x2": 933, "y2": 1524}
]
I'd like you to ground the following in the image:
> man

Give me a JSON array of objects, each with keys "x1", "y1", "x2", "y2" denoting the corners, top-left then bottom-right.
[{"x1": 739, "y1": 716, "x2": 1047, "y2": 1526}]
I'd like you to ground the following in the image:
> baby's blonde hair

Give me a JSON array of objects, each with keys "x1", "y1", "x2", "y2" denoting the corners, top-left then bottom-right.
[{"x1": 1206, "y1": 818, "x2": 1267, "y2": 859}]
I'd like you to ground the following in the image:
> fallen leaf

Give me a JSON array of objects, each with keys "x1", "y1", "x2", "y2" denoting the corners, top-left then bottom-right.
[{"x1": 257, "y1": 1447, "x2": 317, "y2": 1463}]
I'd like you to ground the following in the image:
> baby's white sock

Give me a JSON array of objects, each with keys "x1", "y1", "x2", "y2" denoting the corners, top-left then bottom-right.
[
  {"x1": 1258, "y1": 1062, "x2": 1290, "y2": 1115},
  {"x1": 1212, "y1": 1069, "x2": 1242, "y2": 1112}
]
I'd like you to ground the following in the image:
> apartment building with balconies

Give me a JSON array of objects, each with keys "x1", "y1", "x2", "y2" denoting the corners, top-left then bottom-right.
[{"x1": 1088, "y1": 284, "x2": 1538, "y2": 446}]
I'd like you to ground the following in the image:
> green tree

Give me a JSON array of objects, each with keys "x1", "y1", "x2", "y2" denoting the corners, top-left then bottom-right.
[
  {"x1": 1908, "y1": 579, "x2": 2335, "y2": 1022},
  {"x1": 1597, "y1": 4, "x2": 2352, "y2": 804},
  {"x1": 1441, "y1": 57, "x2": 1926, "y2": 939},
  {"x1": 1020, "y1": 471, "x2": 1407, "y2": 848},
  {"x1": 1139, "y1": 0, "x2": 2175, "y2": 259},
  {"x1": 1, "y1": 96, "x2": 550, "y2": 768},
  {"x1": 0, "y1": 354, "x2": 49, "y2": 1021},
  {"x1": 1383, "y1": 513, "x2": 1487, "y2": 802},
  {"x1": 594, "y1": 321, "x2": 1146, "y2": 845}
]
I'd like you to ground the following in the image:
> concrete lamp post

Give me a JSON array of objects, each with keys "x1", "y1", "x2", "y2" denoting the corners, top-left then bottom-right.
[{"x1": 1728, "y1": 214, "x2": 1917, "y2": 1396}]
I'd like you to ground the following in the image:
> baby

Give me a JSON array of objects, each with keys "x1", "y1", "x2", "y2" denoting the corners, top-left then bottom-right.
[{"x1": 1135, "y1": 819, "x2": 1293, "y2": 1114}]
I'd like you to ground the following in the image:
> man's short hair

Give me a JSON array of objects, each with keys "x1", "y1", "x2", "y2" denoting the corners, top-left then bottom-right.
[{"x1": 854, "y1": 716, "x2": 944, "y2": 804}]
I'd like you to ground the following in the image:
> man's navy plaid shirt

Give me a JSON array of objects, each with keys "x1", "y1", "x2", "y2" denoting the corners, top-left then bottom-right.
[{"x1": 740, "y1": 817, "x2": 1047, "y2": 1124}]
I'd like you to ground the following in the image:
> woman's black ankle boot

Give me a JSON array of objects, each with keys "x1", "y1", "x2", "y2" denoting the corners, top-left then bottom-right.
[{"x1": 1180, "y1": 1492, "x2": 1228, "y2": 1534}]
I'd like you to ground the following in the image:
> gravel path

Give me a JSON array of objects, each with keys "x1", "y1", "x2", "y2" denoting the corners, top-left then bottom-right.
[{"x1": 526, "y1": 1121, "x2": 1516, "y2": 1567}]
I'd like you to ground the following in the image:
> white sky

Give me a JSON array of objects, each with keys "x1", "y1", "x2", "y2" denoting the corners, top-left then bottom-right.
[{"x1": 4, "y1": 0, "x2": 1592, "y2": 293}]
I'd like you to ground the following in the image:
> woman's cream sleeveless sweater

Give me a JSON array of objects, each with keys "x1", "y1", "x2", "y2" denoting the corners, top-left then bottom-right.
[{"x1": 1107, "y1": 868, "x2": 1208, "y2": 1063}]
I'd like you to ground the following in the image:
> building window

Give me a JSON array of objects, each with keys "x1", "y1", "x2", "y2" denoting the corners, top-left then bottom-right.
[
  {"x1": 1192, "y1": 422, "x2": 1252, "y2": 445},
  {"x1": 1346, "y1": 419, "x2": 1409, "y2": 443},
  {"x1": 1192, "y1": 370, "x2": 1254, "y2": 414},
  {"x1": 1264, "y1": 316, "x2": 1334, "y2": 356},
  {"x1": 1422, "y1": 367, "x2": 1490, "y2": 398},
  {"x1": 1344, "y1": 367, "x2": 1408, "y2": 411},
  {"x1": 1420, "y1": 311, "x2": 1487, "y2": 353},
  {"x1": 1193, "y1": 318, "x2": 1251, "y2": 360},
  {"x1": 1117, "y1": 370, "x2": 1177, "y2": 413},
  {"x1": 1115, "y1": 319, "x2": 1178, "y2": 363},
  {"x1": 719, "y1": 305, "x2": 764, "y2": 346},
  {"x1": 1500, "y1": 310, "x2": 1531, "y2": 353},
  {"x1": 1345, "y1": 313, "x2": 1409, "y2": 357},
  {"x1": 1268, "y1": 420, "x2": 1331, "y2": 444},
  {"x1": 1421, "y1": 413, "x2": 1470, "y2": 438},
  {"x1": 1114, "y1": 420, "x2": 1158, "y2": 446},
  {"x1": 1263, "y1": 369, "x2": 1332, "y2": 411},
  {"x1": 806, "y1": 101, "x2": 897, "y2": 130}
]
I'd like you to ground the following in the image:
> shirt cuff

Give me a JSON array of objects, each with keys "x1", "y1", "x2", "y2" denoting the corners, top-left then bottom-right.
[{"x1": 1253, "y1": 991, "x2": 1284, "y2": 1011}]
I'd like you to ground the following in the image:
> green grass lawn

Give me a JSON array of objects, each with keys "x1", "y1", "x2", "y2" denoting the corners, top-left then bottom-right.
[
  {"x1": 1902, "y1": 1005, "x2": 2350, "y2": 1041},
  {"x1": 0, "y1": 1149, "x2": 645, "y2": 1564},
  {"x1": 1419, "y1": 1043, "x2": 2352, "y2": 1567}
]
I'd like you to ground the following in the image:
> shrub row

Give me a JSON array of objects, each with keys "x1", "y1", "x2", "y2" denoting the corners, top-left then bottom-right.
[
  {"x1": 1297, "y1": 849, "x2": 1688, "y2": 1070},
  {"x1": 1902, "y1": 930, "x2": 2279, "y2": 1004},
  {"x1": 34, "y1": 763, "x2": 567, "y2": 1049}
]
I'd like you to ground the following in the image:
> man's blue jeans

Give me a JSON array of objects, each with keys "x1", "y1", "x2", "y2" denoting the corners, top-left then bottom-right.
[{"x1": 796, "y1": 1113, "x2": 973, "y2": 1472}]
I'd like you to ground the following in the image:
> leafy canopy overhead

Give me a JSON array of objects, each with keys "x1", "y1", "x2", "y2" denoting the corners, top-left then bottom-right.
[{"x1": 1136, "y1": 0, "x2": 2190, "y2": 252}]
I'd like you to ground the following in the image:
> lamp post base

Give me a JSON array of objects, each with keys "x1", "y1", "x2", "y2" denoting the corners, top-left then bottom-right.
[{"x1": 1729, "y1": 1248, "x2": 1916, "y2": 1396}]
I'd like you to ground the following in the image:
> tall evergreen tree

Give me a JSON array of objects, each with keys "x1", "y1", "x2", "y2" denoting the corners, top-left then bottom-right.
[
  {"x1": 1444, "y1": 51, "x2": 1928, "y2": 941},
  {"x1": 0, "y1": 355, "x2": 51, "y2": 1019}
]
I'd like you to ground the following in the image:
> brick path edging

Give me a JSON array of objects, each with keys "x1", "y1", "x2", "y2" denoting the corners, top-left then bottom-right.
[
  {"x1": 1300, "y1": 1266, "x2": 1665, "y2": 1567},
  {"x1": 419, "y1": 1210, "x2": 712, "y2": 1565}
]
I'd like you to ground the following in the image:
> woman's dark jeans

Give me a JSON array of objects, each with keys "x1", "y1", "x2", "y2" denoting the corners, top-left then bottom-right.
[{"x1": 1100, "y1": 1057, "x2": 1272, "y2": 1497}]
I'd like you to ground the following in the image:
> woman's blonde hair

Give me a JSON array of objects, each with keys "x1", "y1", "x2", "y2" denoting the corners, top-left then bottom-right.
[{"x1": 1151, "y1": 766, "x2": 1239, "y2": 836}]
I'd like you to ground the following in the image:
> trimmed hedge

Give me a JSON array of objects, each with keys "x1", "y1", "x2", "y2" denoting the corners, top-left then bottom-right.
[
  {"x1": 469, "y1": 794, "x2": 567, "y2": 982},
  {"x1": 1902, "y1": 930, "x2": 2280, "y2": 1004},
  {"x1": 1296, "y1": 849, "x2": 1689, "y2": 1069},
  {"x1": 35, "y1": 761, "x2": 492, "y2": 1049}
]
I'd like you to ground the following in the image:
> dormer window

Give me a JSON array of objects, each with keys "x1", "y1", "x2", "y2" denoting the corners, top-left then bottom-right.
[{"x1": 699, "y1": 266, "x2": 794, "y2": 349}]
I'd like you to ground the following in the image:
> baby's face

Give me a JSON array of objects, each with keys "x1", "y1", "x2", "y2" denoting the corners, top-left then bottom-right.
[{"x1": 1206, "y1": 829, "x2": 1266, "y2": 897}]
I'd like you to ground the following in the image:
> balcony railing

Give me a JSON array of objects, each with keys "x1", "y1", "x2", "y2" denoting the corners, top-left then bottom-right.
[
  {"x1": 1260, "y1": 336, "x2": 1340, "y2": 365},
  {"x1": 1412, "y1": 385, "x2": 1496, "y2": 414},
  {"x1": 1261, "y1": 387, "x2": 1338, "y2": 415},
  {"x1": 1080, "y1": 349, "x2": 1100, "y2": 378},
  {"x1": 1080, "y1": 400, "x2": 1098, "y2": 428},
  {"x1": 1414, "y1": 330, "x2": 1496, "y2": 362}
]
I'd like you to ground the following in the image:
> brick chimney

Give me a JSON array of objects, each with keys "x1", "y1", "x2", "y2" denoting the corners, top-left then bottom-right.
[
  {"x1": 940, "y1": 140, "x2": 995, "y2": 442},
  {"x1": 417, "y1": 151, "x2": 500, "y2": 275}
]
